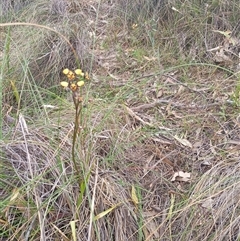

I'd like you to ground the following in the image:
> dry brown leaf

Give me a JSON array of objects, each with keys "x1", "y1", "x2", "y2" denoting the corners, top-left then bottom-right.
[
  {"x1": 131, "y1": 185, "x2": 139, "y2": 206},
  {"x1": 156, "y1": 89, "x2": 163, "y2": 98},
  {"x1": 143, "y1": 155, "x2": 154, "y2": 176},
  {"x1": 166, "y1": 102, "x2": 173, "y2": 117},
  {"x1": 214, "y1": 48, "x2": 233, "y2": 64},
  {"x1": 173, "y1": 135, "x2": 192, "y2": 148},
  {"x1": 4, "y1": 188, "x2": 27, "y2": 214},
  {"x1": 212, "y1": 30, "x2": 237, "y2": 46},
  {"x1": 124, "y1": 105, "x2": 153, "y2": 127},
  {"x1": 142, "y1": 211, "x2": 160, "y2": 239},
  {"x1": 94, "y1": 203, "x2": 121, "y2": 221},
  {"x1": 175, "y1": 85, "x2": 185, "y2": 97},
  {"x1": 0, "y1": 218, "x2": 8, "y2": 225},
  {"x1": 165, "y1": 77, "x2": 175, "y2": 84},
  {"x1": 51, "y1": 223, "x2": 70, "y2": 241},
  {"x1": 201, "y1": 198, "x2": 214, "y2": 210},
  {"x1": 193, "y1": 141, "x2": 202, "y2": 149},
  {"x1": 170, "y1": 111, "x2": 182, "y2": 119},
  {"x1": 201, "y1": 160, "x2": 212, "y2": 166},
  {"x1": 210, "y1": 140, "x2": 217, "y2": 155},
  {"x1": 143, "y1": 56, "x2": 157, "y2": 61},
  {"x1": 171, "y1": 171, "x2": 191, "y2": 182},
  {"x1": 213, "y1": 30, "x2": 232, "y2": 38}
]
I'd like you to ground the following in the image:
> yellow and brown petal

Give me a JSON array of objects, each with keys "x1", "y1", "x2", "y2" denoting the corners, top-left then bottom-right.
[
  {"x1": 75, "y1": 69, "x2": 84, "y2": 76},
  {"x1": 60, "y1": 81, "x2": 69, "y2": 87},
  {"x1": 63, "y1": 68, "x2": 70, "y2": 75},
  {"x1": 67, "y1": 71, "x2": 75, "y2": 81},
  {"x1": 77, "y1": 81, "x2": 85, "y2": 87},
  {"x1": 70, "y1": 83, "x2": 78, "y2": 91},
  {"x1": 84, "y1": 72, "x2": 90, "y2": 80}
]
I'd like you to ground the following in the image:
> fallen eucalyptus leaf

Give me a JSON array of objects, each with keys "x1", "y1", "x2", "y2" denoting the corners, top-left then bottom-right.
[{"x1": 171, "y1": 171, "x2": 191, "y2": 182}]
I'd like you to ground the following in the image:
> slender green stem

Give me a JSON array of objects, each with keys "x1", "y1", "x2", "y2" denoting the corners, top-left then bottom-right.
[
  {"x1": 72, "y1": 101, "x2": 81, "y2": 174},
  {"x1": 71, "y1": 97, "x2": 87, "y2": 192}
]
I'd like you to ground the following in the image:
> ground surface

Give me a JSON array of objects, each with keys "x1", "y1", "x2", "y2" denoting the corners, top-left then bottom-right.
[{"x1": 1, "y1": 0, "x2": 240, "y2": 240}]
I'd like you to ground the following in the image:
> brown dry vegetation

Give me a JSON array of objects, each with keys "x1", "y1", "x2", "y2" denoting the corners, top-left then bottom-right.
[{"x1": 1, "y1": 0, "x2": 240, "y2": 240}]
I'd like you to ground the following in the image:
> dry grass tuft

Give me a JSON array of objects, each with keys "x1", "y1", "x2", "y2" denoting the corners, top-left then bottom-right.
[{"x1": 1, "y1": 112, "x2": 141, "y2": 240}]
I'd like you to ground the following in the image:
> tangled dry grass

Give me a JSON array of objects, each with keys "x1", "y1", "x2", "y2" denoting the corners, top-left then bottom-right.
[{"x1": 1, "y1": 0, "x2": 240, "y2": 240}]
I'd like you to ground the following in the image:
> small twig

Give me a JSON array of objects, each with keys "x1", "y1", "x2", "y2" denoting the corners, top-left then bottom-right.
[
  {"x1": 131, "y1": 99, "x2": 223, "y2": 112},
  {"x1": 123, "y1": 105, "x2": 153, "y2": 127},
  {"x1": 140, "y1": 151, "x2": 176, "y2": 179},
  {"x1": 162, "y1": 74, "x2": 209, "y2": 101}
]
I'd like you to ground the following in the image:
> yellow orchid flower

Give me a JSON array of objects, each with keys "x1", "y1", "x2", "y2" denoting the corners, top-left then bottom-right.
[
  {"x1": 75, "y1": 69, "x2": 84, "y2": 76},
  {"x1": 67, "y1": 71, "x2": 75, "y2": 81},
  {"x1": 77, "y1": 81, "x2": 85, "y2": 87},
  {"x1": 63, "y1": 68, "x2": 70, "y2": 75},
  {"x1": 60, "y1": 81, "x2": 69, "y2": 87},
  {"x1": 70, "y1": 83, "x2": 78, "y2": 91}
]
